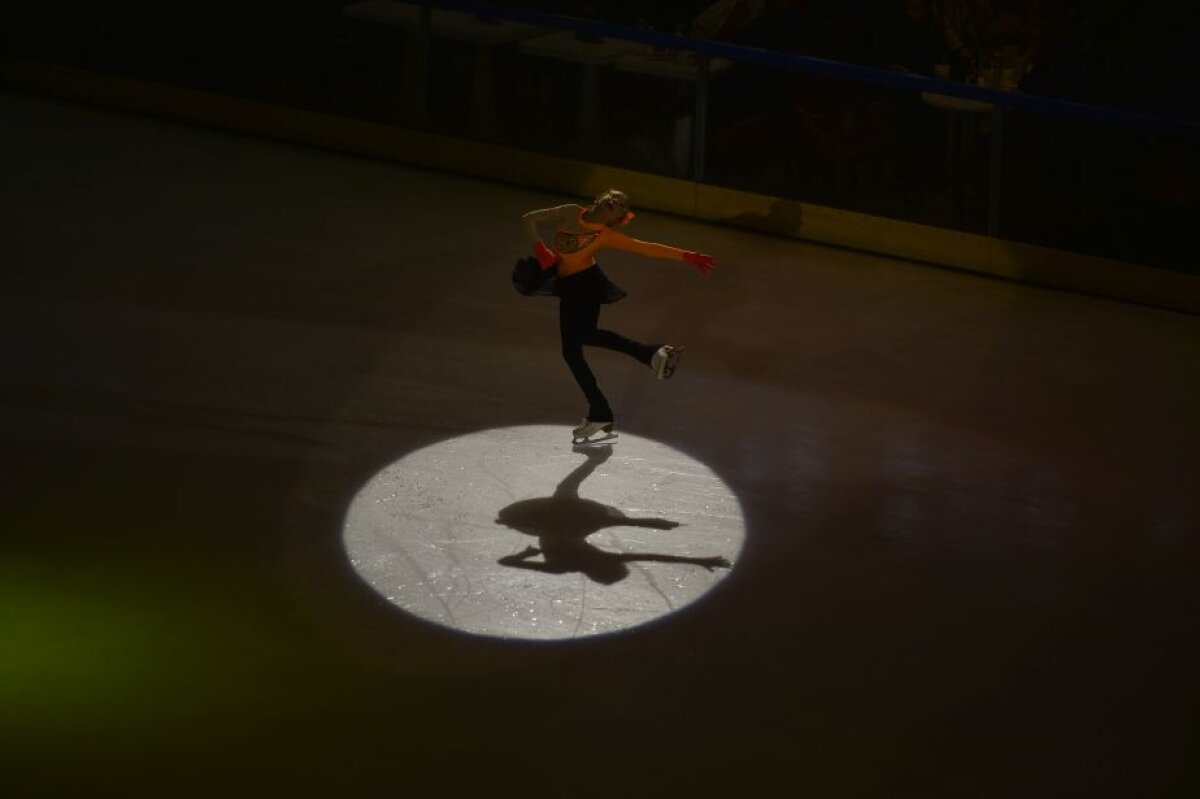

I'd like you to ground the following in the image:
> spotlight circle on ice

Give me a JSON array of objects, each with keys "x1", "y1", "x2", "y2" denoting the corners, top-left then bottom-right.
[{"x1": 342, "y1": 425, "x2": 744, "y2": 640}]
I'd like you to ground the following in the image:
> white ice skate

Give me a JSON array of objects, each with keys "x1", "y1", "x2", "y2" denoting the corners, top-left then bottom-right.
[
  {"x1": 651, "y1": 345, "x2": 684, "y2": 380},
  {"x1": 572, "y1": 419, "x2": 615, "y2": 444}
]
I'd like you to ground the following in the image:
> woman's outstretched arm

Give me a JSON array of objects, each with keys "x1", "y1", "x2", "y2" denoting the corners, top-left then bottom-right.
[{"x1": 603, "y1": 230, "x2": 716, "y2": 275}]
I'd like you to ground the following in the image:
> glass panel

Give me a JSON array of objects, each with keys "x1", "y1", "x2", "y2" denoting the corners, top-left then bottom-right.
[{"x1": 1000, "y1": 113, "x2": 1196, "y2": 272}]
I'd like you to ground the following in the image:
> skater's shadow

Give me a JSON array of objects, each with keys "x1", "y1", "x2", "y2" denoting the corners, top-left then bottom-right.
[{"x1": 495, "y1": 444, "x2": 731, "y2": 585}]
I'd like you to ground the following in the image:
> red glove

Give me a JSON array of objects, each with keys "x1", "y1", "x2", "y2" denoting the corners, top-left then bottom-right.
[
  {"x1": 682, "y1": 251, "x2": 715, "y2": 276},
  {"x1": 534, "y1": 240, "x2": 559, "y2": 270}
]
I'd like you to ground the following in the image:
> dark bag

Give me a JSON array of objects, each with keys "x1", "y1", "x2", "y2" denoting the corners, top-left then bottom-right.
[{"x1": 512, "y1": 255, "x2": 557, "y2": 297}]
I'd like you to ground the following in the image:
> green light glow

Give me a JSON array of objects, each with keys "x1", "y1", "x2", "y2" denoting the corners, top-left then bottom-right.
[{"x1": 0, "y1": 566, "x2": 189, "y2": 734}]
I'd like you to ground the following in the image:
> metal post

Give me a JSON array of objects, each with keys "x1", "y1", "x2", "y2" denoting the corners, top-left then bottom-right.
[
  {"x1": 472, "y1": 43, "x2": 496, "y2": 139},
  {"x1": 946, "y1": 109, "x2": 959, "y2": 226},
  {"x1": 987, "y1": 105, "x2": 1004, "y2": 237},
  {"x1": 691, "y1": 55, "x2": 710, "y2": 181},
  {"x1": 579, "y1": 63, "x2": 601, "y2": 152},
  {"x1": 414, "y1": 2, "x2": 431, "y2": 128}
]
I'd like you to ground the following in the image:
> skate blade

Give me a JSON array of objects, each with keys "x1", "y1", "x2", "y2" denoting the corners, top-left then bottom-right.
[{"x1": 572, "y1": 440, "x2": 616, "y2": 455}]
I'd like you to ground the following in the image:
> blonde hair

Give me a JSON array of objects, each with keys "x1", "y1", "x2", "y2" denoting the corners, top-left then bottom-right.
[{"x1": 590, "y1": 189, "x2": 630, "y2": 226}]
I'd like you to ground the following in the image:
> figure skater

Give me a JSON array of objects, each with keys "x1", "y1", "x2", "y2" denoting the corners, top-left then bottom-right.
[{"x1": 520, "y1": 189, "x2": 715, "y2": 443}]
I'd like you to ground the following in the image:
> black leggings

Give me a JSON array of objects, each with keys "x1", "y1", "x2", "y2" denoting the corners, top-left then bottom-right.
[{"x1": 557, "y1": 267, "x2": 656, "y2": 423}]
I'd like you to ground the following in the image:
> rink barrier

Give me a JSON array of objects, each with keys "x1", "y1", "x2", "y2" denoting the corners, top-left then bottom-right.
[
  {"x1": 423, "y1": 0, "x2": 1198, "y2": 138},
  {"x1": 375, "y1": 0, "x2": 1198, "y2": 239},
  {"x1": 3, "y1": 57, "x2": 1197, "y2": 315}
]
